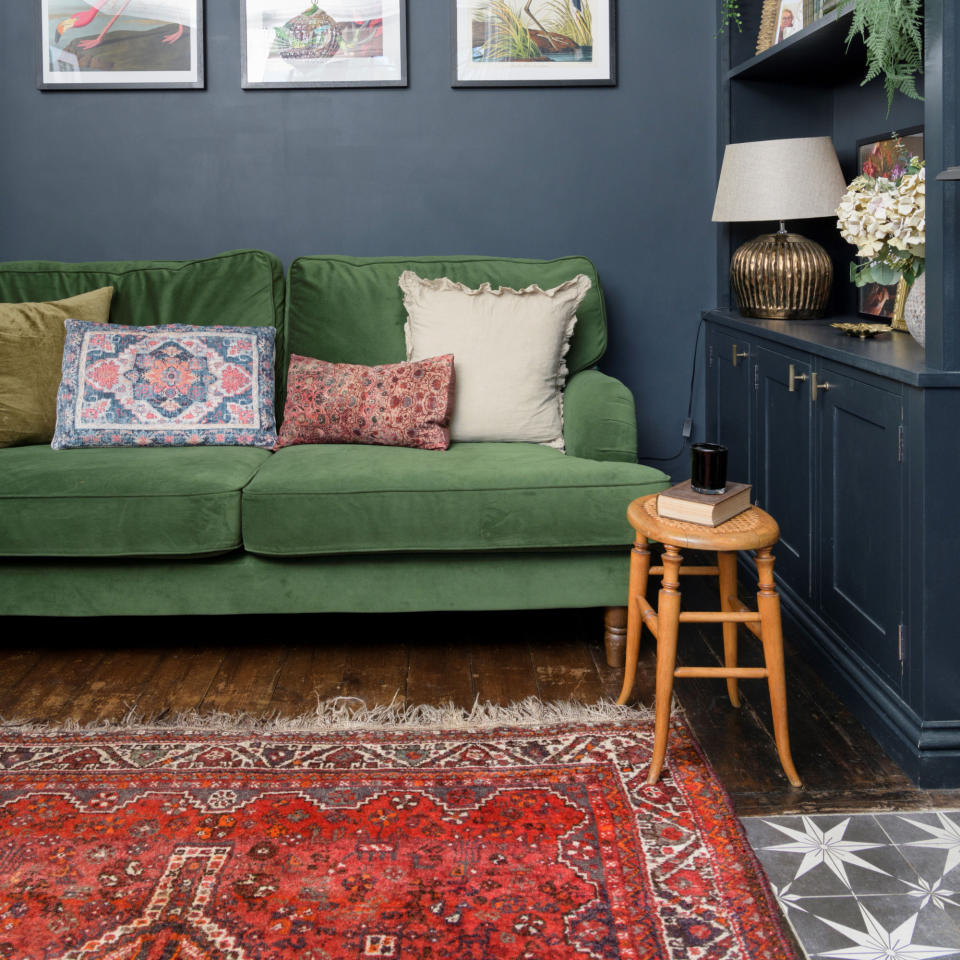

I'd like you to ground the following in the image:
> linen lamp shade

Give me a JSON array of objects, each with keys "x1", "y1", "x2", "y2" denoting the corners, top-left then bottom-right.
[{"x1": 713, "y1": 136, "x2": 848, "y2": 319}]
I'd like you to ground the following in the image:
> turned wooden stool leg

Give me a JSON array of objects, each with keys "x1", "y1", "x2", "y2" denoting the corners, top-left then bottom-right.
[
  {"x1": 604, "y1": 606, "x2": 628, "y2": 668},
  {"x1": 717, "y1": 550, "x2": 741, "y2": 708},
  {"x1": 756, "y1": 547, "x2": 802, "y2": 788},
  {"x1": 617, "y1": 535, "x2": 651, "y2": 704},
  {"x1": 647, "y1": 543, "x2": 683, "y2": 784}
]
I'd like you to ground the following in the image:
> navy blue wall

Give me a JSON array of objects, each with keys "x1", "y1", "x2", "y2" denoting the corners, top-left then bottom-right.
[{"x1": 1, "y1": 1, "x2": 718, "y2": 475}]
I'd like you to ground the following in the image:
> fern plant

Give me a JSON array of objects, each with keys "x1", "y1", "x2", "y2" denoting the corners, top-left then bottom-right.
[
  {"x1": 846, "y1": 0, "x2": 923, "y2": 108},
  {"x1": 718, "y1": 0, "x2": 923, "y2": 109}
]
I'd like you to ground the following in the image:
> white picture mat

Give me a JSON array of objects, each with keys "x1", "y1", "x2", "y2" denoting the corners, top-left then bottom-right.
[
  {"x1": 455, "y1": 0, "x2": 612, "y2": 83},
  {"x1": 244, "y1": 0, "x2": 404, "y2": 86}
]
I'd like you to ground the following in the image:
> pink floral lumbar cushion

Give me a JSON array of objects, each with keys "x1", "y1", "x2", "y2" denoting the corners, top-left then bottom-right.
[{"x1": 275, "y1": 353, "x2": 455, "y2": 451}]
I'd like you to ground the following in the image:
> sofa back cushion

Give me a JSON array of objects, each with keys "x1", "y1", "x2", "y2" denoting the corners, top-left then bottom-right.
[
  {"x1": 285, "y1": 255, "x2": 607, "y2": 382},
  {"x1": 0, "y1": 249, "x2": 285, "y2": 335}
]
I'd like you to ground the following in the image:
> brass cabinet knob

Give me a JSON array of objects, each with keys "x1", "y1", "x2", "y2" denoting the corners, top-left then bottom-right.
[
  {"x1": 788, "y1": 363, "x2": 809, "y2": 392},
  {"x1": 810, "y1": 372, "x2": 833, "y2": 401},
  {"x1": 732, "y1": 344, "x2": 748, "y2": 367}
]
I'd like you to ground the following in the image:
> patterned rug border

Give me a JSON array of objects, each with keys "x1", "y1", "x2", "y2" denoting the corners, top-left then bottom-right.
[{"x1": 0, "y1": 695, "x2": 657, "y2": 736}]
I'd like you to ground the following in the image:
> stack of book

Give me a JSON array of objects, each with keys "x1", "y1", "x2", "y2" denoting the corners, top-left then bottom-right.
[{"x1": 656, "y1": 480, "x2": 752, "y2": 527}]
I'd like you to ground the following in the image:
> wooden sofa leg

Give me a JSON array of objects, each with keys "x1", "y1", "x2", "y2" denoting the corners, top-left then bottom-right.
[{"x1": 603, "y1": 606, "x2": 628, "y2": 667}]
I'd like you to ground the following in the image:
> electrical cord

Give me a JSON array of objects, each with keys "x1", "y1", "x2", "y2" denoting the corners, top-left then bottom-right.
[{"x1": 638, "y1": 316, "x2": 704, "y2": 462}]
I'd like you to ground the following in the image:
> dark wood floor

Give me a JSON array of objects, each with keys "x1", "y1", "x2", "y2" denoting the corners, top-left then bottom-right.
[{"x1": 2, "y1": 561, "x2": 958, "y2": 817}]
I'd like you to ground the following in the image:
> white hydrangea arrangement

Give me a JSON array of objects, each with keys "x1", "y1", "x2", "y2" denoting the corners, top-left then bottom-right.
[{"x1": 836, "y1": 157, "x2": 925, "y2": 289}]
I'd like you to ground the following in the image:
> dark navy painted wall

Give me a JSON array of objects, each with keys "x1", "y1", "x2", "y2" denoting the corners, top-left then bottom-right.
[{"x1": 1, "y1": 1, "x2": 718, "y2": 475}]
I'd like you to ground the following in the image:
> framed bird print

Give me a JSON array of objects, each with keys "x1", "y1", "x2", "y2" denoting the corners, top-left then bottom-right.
[
  {"x1": 242, "y1": 1, "x2": 407, "y2": 88},
  {"x1": 452, "y1": 0, "x2": 616, "y2": 87},
  {"x1": 38, "y1": 0, "x2": 204, "y2": 89}
]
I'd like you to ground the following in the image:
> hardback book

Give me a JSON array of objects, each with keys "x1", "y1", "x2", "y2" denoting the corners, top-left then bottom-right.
[{"x1": 656, "y1": 480, "x2": 752, "y2": 526}]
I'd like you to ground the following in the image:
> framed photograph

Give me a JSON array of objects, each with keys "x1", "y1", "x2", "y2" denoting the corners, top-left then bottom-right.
[
  {"x1": 452, "y1": 0, "x2": 616, "y2": 87},
  {"x1": 38, "y1": 0, "x2": 204, "y2": 90},
  {"x1": 856, "y1": 126, "x2": 924, "y2": 320},
  {"x1": 756, "y1": 0, "x2": 803, "y2": 54},
  {"x1": 243, "y1": 1, "x2": 407, "y2": 88}
]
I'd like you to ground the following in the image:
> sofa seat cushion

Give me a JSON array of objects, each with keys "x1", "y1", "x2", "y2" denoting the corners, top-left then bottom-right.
[
  {"x1": 0, "y1": 445, "x2": 270, "y2": 558},
  {"x1": 242, "y1": 443, "x2": 670, "y2": 556}
]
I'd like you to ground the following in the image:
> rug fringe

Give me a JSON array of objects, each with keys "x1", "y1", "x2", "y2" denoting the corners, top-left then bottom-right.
[{"x1": 0, "y1": 696, "x2": 654, "y2": 735}]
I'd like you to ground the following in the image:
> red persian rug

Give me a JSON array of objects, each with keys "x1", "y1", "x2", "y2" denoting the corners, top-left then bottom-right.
[{"x1": 0, "y1": 704, "x2": 796, "y2": 959}]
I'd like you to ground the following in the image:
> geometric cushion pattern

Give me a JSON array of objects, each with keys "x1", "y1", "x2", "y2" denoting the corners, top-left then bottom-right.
[
  {"x1": 0, "y1": 444, "x2": 270, "y2": 558},
  {"x1": 52, "y1": 321, "x2": 278, "y2": 449},
  {"x1": 242, "y1": 441, "x2": 671, "y2": 556},
  {"x1": 276, "y1": 353, "x2": 455, "y2": 451},
  {"x1": 400, "y1": 272, "x2": 591, "y2": 450}
]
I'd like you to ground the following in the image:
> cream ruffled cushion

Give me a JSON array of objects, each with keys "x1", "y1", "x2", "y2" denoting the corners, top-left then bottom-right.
[{"x1": 398, "y1": 271, "x2": 591, "y2": 450}]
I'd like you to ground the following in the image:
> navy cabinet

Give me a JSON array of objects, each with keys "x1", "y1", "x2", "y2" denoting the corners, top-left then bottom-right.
[{"x1": 705, "y1": 312, "x2": 960, "y2": 787}]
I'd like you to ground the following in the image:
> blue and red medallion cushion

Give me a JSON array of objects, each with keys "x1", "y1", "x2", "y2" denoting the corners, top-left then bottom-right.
[
  {"x1": 51, "y1": 320, "x2": 277, "y2": 449},
  {"x1": 275, "y1": 353, "x2": 455, "y2": 451}
]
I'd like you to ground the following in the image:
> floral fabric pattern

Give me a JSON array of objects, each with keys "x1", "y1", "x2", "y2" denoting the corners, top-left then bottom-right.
[
  {"x1": 276, "y1": 353, "x2": 454, "y2": 450},
  {"x1": 51, "y1": 321, "x2": 277, "y2": 449}
]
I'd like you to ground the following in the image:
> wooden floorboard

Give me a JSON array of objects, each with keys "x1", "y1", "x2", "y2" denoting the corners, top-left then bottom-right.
[{"x1": 2, "y1": 600, "x2": 958, "y2": 815}]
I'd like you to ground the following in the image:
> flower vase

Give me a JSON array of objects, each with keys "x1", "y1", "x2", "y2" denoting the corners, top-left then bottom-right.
[{"x1": 903, "y1": 272, "x2": 926, "y2": 347}]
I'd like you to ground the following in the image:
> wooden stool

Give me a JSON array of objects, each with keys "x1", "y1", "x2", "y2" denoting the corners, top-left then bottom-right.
[{"x1": 617, "y1": 493, "x2": 802, "y2": 788}]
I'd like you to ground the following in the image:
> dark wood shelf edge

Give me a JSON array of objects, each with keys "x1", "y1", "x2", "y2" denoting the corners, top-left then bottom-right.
[
  {"x1": 727, "y1": 3, "x2": 858, "y2": 85},
  {"x1": 703, "y1": 309, "x2": 960, "y2": 387}
]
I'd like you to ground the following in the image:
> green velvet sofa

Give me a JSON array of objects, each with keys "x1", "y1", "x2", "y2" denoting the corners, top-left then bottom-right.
[{"x1": 0, "y1": 249, "x2": 669, "y2": 654}]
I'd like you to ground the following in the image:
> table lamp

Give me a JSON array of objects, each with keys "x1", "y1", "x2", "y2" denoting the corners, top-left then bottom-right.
[{"x1": 712, "y1": 136, "x2": 848, "y2": 319}]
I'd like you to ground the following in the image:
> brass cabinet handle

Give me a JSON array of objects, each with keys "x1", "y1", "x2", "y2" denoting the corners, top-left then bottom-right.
[
  {"x1": 810, "y1": 372, "x2": 833, "y2": 401},
  {"x1": 788, "y1": 363, "x2": 809, "y2": 393},
  {"x1": 732, "y1": 344, "x2": 748, "y2": 367}
]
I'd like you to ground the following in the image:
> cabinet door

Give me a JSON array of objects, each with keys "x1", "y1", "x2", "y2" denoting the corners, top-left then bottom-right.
[
  {"x1": 707, "y1": 328, "x2": 752, "y2": 486},
  {"x1": 818, "y1": 364, "x2": 904, "y2": 690},
  {"x1": 756, "y1": 345, "x2": 814, "y2": 599}
]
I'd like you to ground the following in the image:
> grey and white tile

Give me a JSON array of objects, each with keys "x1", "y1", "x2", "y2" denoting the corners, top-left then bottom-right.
[{"x1": 743, "y1": 810, "x2": 960, "y2": 959}]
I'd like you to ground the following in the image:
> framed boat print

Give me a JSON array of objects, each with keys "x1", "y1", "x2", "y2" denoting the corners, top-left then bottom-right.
[
  {"x1": 453, "y1": 0, "x2": 616, "y2": 87},
  {"x1": 38, "y1": 0, "x2": 204, "y2": 89},
  {"x1": 243, "y1": 1, "x2": 407, "y2": 89}
]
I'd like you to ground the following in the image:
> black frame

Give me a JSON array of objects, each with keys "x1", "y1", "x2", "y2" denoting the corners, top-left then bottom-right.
[
  {"x1": 37, "y1": 0, "x2": 205, "y2": 90},
  {"x1": 855, "y1": 125, "x2": 924, "y2": 321},
  {"x1": 451, "y1": 0, "x2": 616, "y2": 88},
  {"x1": 241, "y1": 1, "x2": 408, "y2": 89}
]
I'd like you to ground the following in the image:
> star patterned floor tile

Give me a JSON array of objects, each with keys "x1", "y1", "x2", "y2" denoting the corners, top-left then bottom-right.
[{"x1": 743, "y1": 811, "x2": 960, "y2": 960}]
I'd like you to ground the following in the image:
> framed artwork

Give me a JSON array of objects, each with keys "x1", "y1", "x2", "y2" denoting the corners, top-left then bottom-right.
[
  {"x1": 856, "y1": 126, "x2": 924, "y2": 320},
  {"x1": 242, "y1": 1, "x2": 407, "y2": 88},
  {"x1": 756, "y1": 0, "x2": 803, "y2": 54},
  {"x1": 452, "y1": 0, "x2": 616, "y2": 87},
  {"x1": 38, "y1": 0, "x2": 204, "y2": 89}
]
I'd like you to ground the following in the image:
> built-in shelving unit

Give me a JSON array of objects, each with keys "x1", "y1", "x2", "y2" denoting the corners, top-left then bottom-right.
[{"x1": 708, "y1": 1, "x2": 960, "y2": 787}]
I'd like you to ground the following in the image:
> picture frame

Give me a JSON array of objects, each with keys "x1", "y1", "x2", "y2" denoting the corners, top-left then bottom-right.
[
  {"x1": 242, "y1": 1, "x2": 407, "y2": 89},
  {"x1": 855, "y1": 126, "x2": 924, "y2": 321},
  {"x1": 38, "y1": 0, "x2": 204, "y2": 90},
  {"x1": 452, "y1": 0, "x2": 616, "y2": 88},
  {"x1": 756, "y1": 0, "x2": 804, "y2": 55}
]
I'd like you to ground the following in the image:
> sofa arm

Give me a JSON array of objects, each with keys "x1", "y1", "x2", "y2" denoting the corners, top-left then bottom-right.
[{"x1": 563, "y1": 369, "x2": 638, "y2": 463}]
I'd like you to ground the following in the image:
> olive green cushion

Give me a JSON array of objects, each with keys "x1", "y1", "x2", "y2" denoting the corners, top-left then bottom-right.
[
  {"x1": 242, "y1": 442, "x2": 669, "y2": 557},
  {"x1": 285, "y1": 256, "x2": 607, "y2": 383},
  {"x1": 0, "y1": 445, "x2": 270, "y2": 558},
  {"x1": 0, "y1": 287, "x2": 114, "y2": 448}
]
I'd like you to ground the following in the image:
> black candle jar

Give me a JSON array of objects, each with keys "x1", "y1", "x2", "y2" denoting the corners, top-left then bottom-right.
[{"x1": 690, "y1": 442, "x2": 728, "y2": 494}]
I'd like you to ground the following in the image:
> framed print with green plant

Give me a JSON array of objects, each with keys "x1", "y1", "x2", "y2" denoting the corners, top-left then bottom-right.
[
  {"x1": 453, "y1": 0, "x2": 615, "y2": 87},
  {"x1": 849, "y1": 127, "x2": 924, "y2": 320},
  {"x1": 242, "y1": 1, "x2": 407, "y2": 88},
  {"x1": 38, "y1": 0, "x2": 204, "y2": 89}
]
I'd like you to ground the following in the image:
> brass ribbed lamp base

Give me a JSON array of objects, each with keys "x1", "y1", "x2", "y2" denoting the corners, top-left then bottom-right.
[{"x1": 731, "y1": 232, "x2": 833, "y2": 320}]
